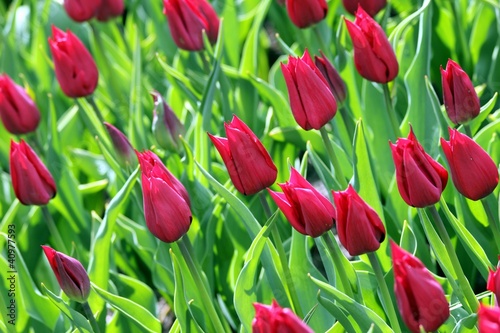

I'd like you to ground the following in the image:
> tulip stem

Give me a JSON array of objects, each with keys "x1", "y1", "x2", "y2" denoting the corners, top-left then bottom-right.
[
  {"x1": 313, "y1": 26, "x2": 330, "y2": 58},
  {"x1": 82, "y1": 301, "x2": 100, "y2": 333},
  {"x1": 428, "y1": 205, "x2": 479, "y2": 312},
  {"x1": 41, "y1": 206, "x2": 68, "y2": 254},
  {"x1": 481, "y1": 199, "x2": 500, "y2": 254},
  {"x1": 259, "y1": 193, "x2": 304, "y2": 318},
  {"x1": 322, "y1": 231, "x2": 354, "y2": 298},
  {"x1": 86, "y1": 95, "x2": 105, "y2": 124},
  {"x1": 463, "y1": 124, "x2": 473, "y2": 137},
  {"x1": 367, "y1": 252, "x2": 402, "y2": 333},
  {"x1": 319, "y1": 127, "x2": 348, "y2": 189},
  {"x1": 177, "y1": 236, "x2": 229, "y2": 333},
  {"x1": 382, "y1": 83, "x2": 401, "y2": 140}
]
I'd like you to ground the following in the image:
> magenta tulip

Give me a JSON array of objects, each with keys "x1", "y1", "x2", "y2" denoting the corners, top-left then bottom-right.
[
  {"x1": 63, "y1": 0, "x2": 101, "y2": 22},
  {"x1": 478, "y1": 305, "x2": 500, "y2": 333},
  {"x1": 252, "y1": 300, "x2": 313, "y2": 333}
]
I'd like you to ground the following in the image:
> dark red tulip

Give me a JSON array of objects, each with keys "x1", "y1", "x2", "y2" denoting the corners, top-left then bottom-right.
[
  {"x1": 151, "y1": 91, "x2": 185, "y2": 153},
  {"x1": 10, "y1": 140, "x2": 56, "y2": 206},
  {"x1": 342, "y1": 0, "x2": 387, "y2": 17},
  {"x1": 390, "y1": 127, "x2": 448, "y2": 207},
  {"x1": 95, "y1": 0, "x2": 124, "y2": 21},
  {"x1": 281, "y1": 49, "x2": 337, "y2": 130},
  {"x1": 268, "y1": 167, "x2": 335, "y2": 237},
  {"x1": 314, "y1": 51, "x2": 347, "y2": 104},
  {"x1": 285, "y1": 0, "x2": 328, "y2": 29},
  {"x1": 441, "y1": 128, "x2": 498, "y2": 201},
  {"x1": 345, "y1": 5, "x2": 398, "y2": 83},
  {"x1": 487, "y1": 266, "x2": 500, "y2": 305},
  {"x1": 42, "y1": 245, "x2": 90, "y2": 303},
  {"x1": 163, "y1": 0, "x2": 220, "y2": 51},
  {"x1": 0, "y1": 74, "x2": 40, "y2": 134},
  {"x1": 441, "y1": 59, "x2": 480, "y2": 125},
  {"x1": 252, "y1": 300, "x2": 313, "y2": 333},
  {"x1": 478, "y1": 305, "x2": 500, "y2": 333},
  {"x1": 136, "y1": 150, "x2": 192, "y2": 243},
  {"x1": 333, "y1": 185, "x2": 386, "y2": 256},
  {"x1": 208, "y1": 115, "x2": 277, "y2": 195},
  {"x1": 391, "y1": 241, "x2": 450, "y2": 333},
  {"x1": 63, "y1": 0, "x2": 102, "y2": 22},
  {"x1": 104, "y1": 122, "x2": 134, "y2": 165}
]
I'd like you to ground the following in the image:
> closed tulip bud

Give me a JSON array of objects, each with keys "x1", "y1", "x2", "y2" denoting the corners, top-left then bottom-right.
[
  {"x1": 487, "y1": 266, "x2": 500, "y2": 305},
  {"x1": 281, "y1": 49, "x2": 337, "y2": 130},
  {"x1": 0, "y1": 74, "x2": 40, "y2": 134},
  {"x1": 342, "y1": 0, "x2": 387, "y2": 17},
  {"x1": 478, "y1": 305, "x2": 500, "y2": 333},
  {"x1": 333, "y1": 185, "x2": 386, "y2": 256},
  {"x1": 95, "y1": 0, "x2": 124, "y2": 21},
  {"x1": 41, "y1": 246, "x2": 90, "y2": 303},
  {"x1": 104, "y1": 122, "x2": 134, "y2": 165},
  {"x1": 268, "y1": 167, "x2": 335, "y2": 237},
  {"x1": 10, "y1": 140, "x2": 57, "y2": 206},
  {"x1": 391, "y1": 241, "x2": 450, "y2": 333},
  {"x1": 136, "y1": 150, "x2": 192, "y2": 243},
  {"x1": 441, "y1": 59, "x2": 480, "y2": 125},
  {"x1": 163, "y1": 0, "x2": 220, "y2": 51},
  {"x1": 48, "y1": 26, "x2": 99, "y2": 98},
  {"x1": 151, "y1": 91, "x2": 185, "y2": 153},
  {"x1": 285, "y1": 0, "x2": 328, "y2": 29},
  {"x1": 314, "y1": 51, "x2": 347, "y2": 104},
  {"x1": 63, "y1": 0, "x2": 102, "y2": 22},
  {"x1": 390, "y1": 127, "x2": 448, "y2": 208},
  {"x1": 441, "y1": 128, "x2": 499, "y2": 201},
  {"x1": 208, "y1": 115, "x2": 277, "y2": 195},
  {"x1": 345, "y1": 5, "x2": 398, "y2": 83},
  {"x1": 252, "y1": 300, "x2": 313, "y2": 333}
]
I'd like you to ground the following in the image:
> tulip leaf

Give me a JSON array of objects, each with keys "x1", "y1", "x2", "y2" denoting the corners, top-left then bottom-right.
[
  {"x1": 460, "y1": 92, "x2": 498, "y2": 136},
  {"x1": 40, "y1": 284, "x2": 93, "y2": 333},
  {"x1": 317, "y1": 294, "x2": 360, "y2": 333},
  {"x1": 305, "y1": 141, "x2": 342, "y2": 191},
  {"x1": 91, "y1": 283, "x2": 161, "y2": 333},
  {"x1": 399, "y1": 220, "x2": 417, "y2": 255},
  {"x1": 270, "y1": 127, "x2": 326, "y2": 157},
  {"x1": 424, "y1": 75, "x2": 449, "y2": 138}
]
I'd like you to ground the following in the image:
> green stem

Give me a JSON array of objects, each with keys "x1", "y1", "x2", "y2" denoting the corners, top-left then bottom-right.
[
  {"x1": 41, "y1": 206, "x2": 68, "y2": 254},
  {"x1": 322, "y1": 231, "x2": 354, "y2": 298},
  {"x1": 463, "y1": 124, "x2": 473, "y2": 138},
  {"x1": 367, "y1": 252, "x2": 402, "y2": 333},
  {"x1": 428, "y1": 205, "x2": 478, "y2": 312},
  {"x1": 177, "y1": 237, "x2": 229, "y2": 333},
  {"x1": 450, "y1": 1, "x2": 472, "y2": 72},
  {"x1": 339, "y1": 104, "x2": 355, "y2": 140},
  {"x1": 86, "y1": 95, "x2": 105, "y2": 124},
  {"x1": 82, "y1": 301, "x2": 100, "y2": 333},
  {"x1": 259, "y1": 193, "x2": 304, "y2": 318},
  {"x1": 312, "y1": 25, "x2": 330, "y2": 57},
  {"x1": 481, "y1": 199, "x2": 500, "y2": 254},
  {"x1": 382, "y1": 83, "x2": 401, "y2": 140},
  {"x1": 319, "y1": 127, "x2": 348, "y2": 189}
]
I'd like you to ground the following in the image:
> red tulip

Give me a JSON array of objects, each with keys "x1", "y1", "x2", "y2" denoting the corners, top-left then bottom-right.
[
  {"x1": 10, "y1": 140, "x2": 56, "y2": 206},
  {"x1": 281, "y1": 49, "x2": 337, "y2": 130},
  {"x1": 136, "y1": 150, "x2": 192, "y2": 243},
  {"x1": 390, "y1": 127, "x2": 448, "y2": 207},
  {"x1": 104, "y1": 122, "x2": 134, "y2": 165},
  {"x1": 252, "y1": 300, "x2": 313, "y2": 333},
  {"x1": 151, "y1": 91, "x2": 185, "y2": 153},
  {"x1": 342, "y1": 0, "x2": 387, "y2": 17},
  {"x1": 478, "y1": 305, "x2": 500, "y2": 333},
  {"x1": 487, "y1": 266, "x2": 500, "y2": 305},
  {"x1": 42, "y1": 246, "x2": 90, "y2": 303},
  {"x1": 333, "y1": 185, "x2": 385, "y2": 256},
  {"x1": 63, "y1": 0, "x2": 102, "y2": 22},
  {"x1": 95, "y1": 0, "x2": 124, "y2": 21},
  {"x1": 163, "y1": 0, "x2": 220, "y2": 51},
  {"x1": 344, "y1": 5, "x2": 398, "y2": 83},
  {"x1": 441, "y1": 59, "x2": 480, "y2": 125},
  {"x1": 391, "y1": 241, "x2": 450, "y2": 333},
  {"x1": 314, "y1": 51, "x2": 347, "y2": 104},
  {"x1": 268, "y1": 167, "x2": 335, "y2": 237},
  {"x1": 48, "y1": 26, "x2": 99, "y2": 98},
  {"x1": 285, "y1": 0, "x2": 328, "y2": 29},
  {"x1": 440, "y1": 128, "x2": 498, "y2": 201},
  {"x1": 0, "y1": 74, "x2": 40, "y2": 134},
  {"x1": 208, "y1": 115, "x2": 277, "y2": 195}
]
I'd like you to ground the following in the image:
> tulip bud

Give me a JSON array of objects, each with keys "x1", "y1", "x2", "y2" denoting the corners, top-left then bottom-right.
[
  {"x1": 441, "y1": 59, "x2": 480, "y2": 125},
  {"x1": 440, "y1": 128, "x2": 499, "y2": 200},
  {"x1": 332, "y1": 185, "x2": 385, "y2": 256},
  {"x1": 0, "y1": 74, "x2": 40, "y2": 135},
  {"x1": 151, "y1": 91, "x2": 185, "y2": 153},
  {"x1": 391, "y1": 241, "x2": 450, "y2": 333},
  {"x1": 268, "y1": 167, "x2": 335, "y2": 237},
  {"x1": 95, "y1": 0, "x2": 124, "y2": 21},
  {"x1": 136, "y1": 150, "x2": 192, "y2": 243},
  {"x1": 208, "y1": 115, "x2": 277, "y2": 195},
  {"x1": 390, "y1": 127, "x2": 448, "y2": 208},
  {"x1": 163, "y1": 0, "x2": 220, "y2": 51},
  {"x1": 104, "y1": 122, "x2": 134, "y2": 165},
  {"x1": 285, "y1": 0, "x2": 328, "y2": 29},
  {"x1": 314, "y1": 51, "x2": 347, "y2": 104},
  {"x1": 487, "y1": 266, "x2": 500, "y2": 305},
  {"x1": 342, "y1": 0, "x2": 387, "y2": 17},
  {"x1": 252, "y1": 300, "x2": 313, "y2": 333},
  {"x1": 344, "y1": 5, "x2": 398, "y2": 83},
  {"x1": 41, "y1": 245, "x2": 90, "y2": 303},
  {"x1": 10, "y1": 140, "x2": 57, "y2": 206},
  {"x1": 48, "y1": 26, "x2": 99, "y2": 98},
  {"x1": 281, "y1": 49, "x2": 337, "y2": 130},
  {"x1": 478, "y1": 304, "x2": 500, "y2": 333},
  {"x1": 63, "y1": 0, "x2": 102, "y2": 22}
]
